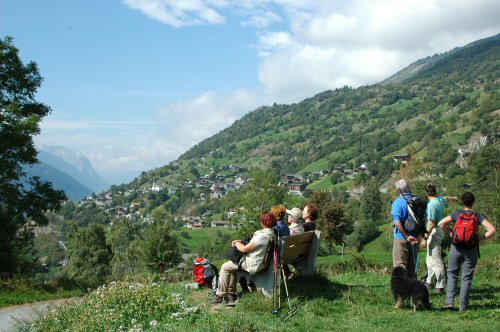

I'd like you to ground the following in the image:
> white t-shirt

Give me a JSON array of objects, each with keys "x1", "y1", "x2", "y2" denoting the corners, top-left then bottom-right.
[{"x1": 250, "y1": 230, "x2": 271, "y2": 246}]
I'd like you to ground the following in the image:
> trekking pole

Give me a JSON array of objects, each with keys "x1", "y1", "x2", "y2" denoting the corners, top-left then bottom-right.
[
  {"x1": 277, "y1": 233, "x2": 281, "y2": 310},
  {"x1": 272, "y1": 230, "x2": 279, "y2": 315},
  {"x1": 281, "y1": 263, "x2": 292, "y2": 310}
]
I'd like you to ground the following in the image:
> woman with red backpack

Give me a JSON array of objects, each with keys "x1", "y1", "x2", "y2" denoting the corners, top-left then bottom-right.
[{"x1": 438, "y1": 191, "x2": 496, "y2": 311}]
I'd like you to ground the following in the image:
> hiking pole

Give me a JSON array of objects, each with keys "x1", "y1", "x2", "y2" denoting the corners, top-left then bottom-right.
[
  {"x1": 277, "y1": 232, "x2": 281, "y2": 310},
  {"x1": 272, "y1": 230, "x2": 279, "y2": 315},
  {"x1": 281, "y1": 263, "x2": 292, "y2": 310}
]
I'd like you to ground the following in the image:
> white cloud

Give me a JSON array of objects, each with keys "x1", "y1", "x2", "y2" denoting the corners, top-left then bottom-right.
[
  {"x1": 122, "y1": 0, "x2": 226, "y2": 27},
  {"x1": 256, "y1": 0, "x2": 500, "y2": 102},
  {"x1": 259, "y1": 31, "x2": 292, "y2": 48},
  {"x1": 123, "y1": 0, "x2": 499, "y2": 103},
  {"x1": 155, "y1": 90, "x2": 263, "y2": 147}
]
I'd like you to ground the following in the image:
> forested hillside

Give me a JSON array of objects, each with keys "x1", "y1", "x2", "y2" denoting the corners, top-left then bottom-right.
[{"x1": 126, "y1": 33, "x2": 498, "y2": 200}]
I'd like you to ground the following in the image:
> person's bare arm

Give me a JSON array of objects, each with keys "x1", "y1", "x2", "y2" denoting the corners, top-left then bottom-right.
[
  {"x1": 234, "y1": 241, "x2": 257, "y2": 254},
  {"x1": 438, "y1": 215, "x2": 453, "y2": 236},
  {"x1": 480, "y1": 219, "x2": 497, "y2": 240},
  {"x1": 421, "y1": 220, "x2": 436, "y2": 248},
  {"x1": 445, "y1": 196, "x2": 458, "y2": 203}
]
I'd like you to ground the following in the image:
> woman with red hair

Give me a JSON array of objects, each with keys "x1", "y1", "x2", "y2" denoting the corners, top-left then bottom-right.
[{"x1": 213, "y1": 211, "x2": 277, "y2": 305}]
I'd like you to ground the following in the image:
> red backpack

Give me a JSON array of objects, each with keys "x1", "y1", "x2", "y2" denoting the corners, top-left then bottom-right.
[
  {"x1": 193, "y1": 257, "x2": 218, "y2": 287},
  {"x1": 452, "y1": 212, "x2": 479, "y2": 248}
]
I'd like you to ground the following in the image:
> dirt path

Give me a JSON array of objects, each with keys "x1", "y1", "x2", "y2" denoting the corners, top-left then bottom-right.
[{"x1": 0, "y1": 298, "x2": 78, "y2": 332}]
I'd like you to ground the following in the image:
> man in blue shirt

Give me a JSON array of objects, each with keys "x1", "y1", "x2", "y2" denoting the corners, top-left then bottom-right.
[{"x1": 391, "y1": 179, "x2": 420, "y2": 279}]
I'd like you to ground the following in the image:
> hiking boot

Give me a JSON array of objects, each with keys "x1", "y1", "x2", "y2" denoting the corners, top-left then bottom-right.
[
  {"x1": 435, "y1": 288, "x2": 444, "y2": 295},
  {"x1": 441, "y1": 303, "x2": 456, "y2": 311},
  {"x1": 210, "y1": 295, "x2": 225, "y2": 304},
  {"x1": 226, "y1": 294, "x2": 238, "y2": 306}
]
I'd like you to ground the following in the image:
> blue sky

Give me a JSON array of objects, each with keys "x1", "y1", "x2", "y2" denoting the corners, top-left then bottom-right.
[{"x1": 1, "y1": 0, "x2": 499, "y2": 184}]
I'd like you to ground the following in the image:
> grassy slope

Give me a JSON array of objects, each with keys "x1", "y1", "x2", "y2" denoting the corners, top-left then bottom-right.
[
  {"x1": 25, "y1": 231, "x2": 500, "y2": 331},
  {"x1": 0, "y1": 283, "x2": 81, "y2": 308},
  {"x1": 174, "y1": 228, "x2": 236, "y2": 253}
]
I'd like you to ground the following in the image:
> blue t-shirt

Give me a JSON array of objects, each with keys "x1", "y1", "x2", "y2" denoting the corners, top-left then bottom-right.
[
  {"x1": 391, "y1": 194, "x2": 418, "y2": 239},
  {"x1": 275, "y1": 220, "x2": 290, "y2": 237}
]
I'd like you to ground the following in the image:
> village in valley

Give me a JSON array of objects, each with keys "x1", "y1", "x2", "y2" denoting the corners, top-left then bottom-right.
[{"x1": 78, "y1": 160, "x2": 373, "y2": 229}]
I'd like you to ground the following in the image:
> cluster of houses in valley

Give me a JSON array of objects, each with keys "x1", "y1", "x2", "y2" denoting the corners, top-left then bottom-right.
[
  {"x1": 183, "y1": 213, "x2": 237, "y2": 230},
  {"x1": 152, "y1": 164, "x2": 249, "y2": 201},
  {"x1": 80, "y1": 159, "x2": 377, "y2": 227}
]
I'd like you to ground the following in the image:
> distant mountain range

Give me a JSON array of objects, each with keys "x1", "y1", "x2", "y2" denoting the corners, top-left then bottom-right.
[{"x1": 26, "y1": 146, "x2": 109, "y2": 201}]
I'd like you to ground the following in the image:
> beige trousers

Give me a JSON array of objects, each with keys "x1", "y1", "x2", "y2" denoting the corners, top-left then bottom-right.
[
  {"x1": 393, "y1": 239, "x2": 419, "y2": 279},
  {"x1": 425, "y1": 233, "x2": 446, "y2": 289},
  {"x1": 216, "y1": 260, "x2": 239, "y2": 297}
]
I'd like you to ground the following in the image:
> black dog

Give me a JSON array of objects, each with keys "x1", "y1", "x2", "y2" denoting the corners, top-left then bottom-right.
[{"x1": 391, "y1": 267, "x2": 432, "y2": 312}]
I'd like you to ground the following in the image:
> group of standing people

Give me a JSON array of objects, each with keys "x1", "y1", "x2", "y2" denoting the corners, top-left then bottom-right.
[
  {"x1": 392, "y1": 179, "x2": 496, "y2": 311},
  {"x1": 213, "y1": 203, "x2": 319, "y2": 304}
]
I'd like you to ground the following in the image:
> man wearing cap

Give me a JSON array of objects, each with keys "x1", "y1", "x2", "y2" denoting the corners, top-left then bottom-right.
[
  {"x1": 286, "y1": 207, "x2": 304, "y2": 236},
  {"x1": 283, "y1": 207, "x2": 304, "y2": 279}
]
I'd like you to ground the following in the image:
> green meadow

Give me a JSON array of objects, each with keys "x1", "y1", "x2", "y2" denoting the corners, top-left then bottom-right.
[{"x1": 22, "y1": 228, "x2": 500, "y2": 332}]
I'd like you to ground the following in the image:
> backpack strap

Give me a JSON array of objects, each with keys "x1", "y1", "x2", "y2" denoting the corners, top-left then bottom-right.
[{"x1": 210, "y1": 263, "x2": 219, "y2": 277}]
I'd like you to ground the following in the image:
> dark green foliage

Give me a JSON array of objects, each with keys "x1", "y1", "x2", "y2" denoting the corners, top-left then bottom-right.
[
  {"x1": 140, "y1": 222, "x2": 182, "y2": 273},
  {"x1": 310, "y1": 190, "x2": 352, "y2": 248},
  {"x1": 235, "y1": 170, "x2": 287, "y2": 238},
  {"x1": 360, "y1": 182, "x2": 383, "y2": 222},
  {"x1": 107, "y1": 218, "x2": 143, "y2": 279},
  {"x1": 345, "y1": 220, "x2": 381, "y2": 251},
  {"x1": 0, "y1": 36, "x2": 66, "y2": 273},
  {"x1": 67, "y1": 224, "x2": 112, "y2": 289}
]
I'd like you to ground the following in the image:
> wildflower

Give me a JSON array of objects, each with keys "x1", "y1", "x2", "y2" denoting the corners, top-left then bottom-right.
[
  {"x1": 171, "y1": 312, "x2": 181, "y2": 319},
  {"x1": 150, "y1": 320, "x2": 158, "y2": 329},
  {"x1": 184, "y1": 306, "x2": 199, "y2": 314}
]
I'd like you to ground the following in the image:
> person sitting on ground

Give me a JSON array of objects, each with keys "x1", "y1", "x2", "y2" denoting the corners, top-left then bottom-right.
[
  {"x1": 302, "y1": 203, "x2": 319, "y2": 232},
  {"x1": 286, "y1": 207, "x2": 304, "y2": 236},
  {"x1": 439, "y1": 191, "x2": 496, "y2": 311},
  {"x1": 213, "y1": 211, "x2": 277, "y2": 305},
  {"x1": 420, "y1": 183, "x2": 458, "y2": 295},
  {"x1": 272, "y1": 204, "x2": 290, "y2": 237}
]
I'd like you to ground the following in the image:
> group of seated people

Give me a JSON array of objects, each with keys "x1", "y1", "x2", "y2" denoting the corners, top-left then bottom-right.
[{"x1": 212, "y1": 203, "x2": 319, "y2": 304}]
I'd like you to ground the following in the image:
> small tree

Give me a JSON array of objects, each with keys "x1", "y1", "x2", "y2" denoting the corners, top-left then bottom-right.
[
  {"x1": 311, "y1": 190, "x2": 351, "y2": 251},
  {"x1": 140, "y1": 222, "x2": 182, "y2": 274},
  {"x1": 236, "y1": 170, "x2": 287, "y2": 238},
  {"x1": 140, "y1": 211, "x2": 181, "y2": 273},
  {"x1": 107, "y1": 218, "x2": 143, "y2": 279},
  {"x1": 67, "y1": 224, "x2": 112, "y2": 289},
  {"x1": 360, "y1": 181, "x2": 382, "y2": 223}
]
